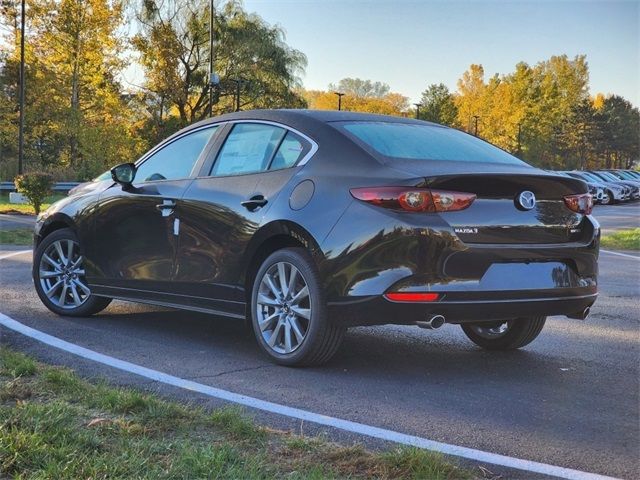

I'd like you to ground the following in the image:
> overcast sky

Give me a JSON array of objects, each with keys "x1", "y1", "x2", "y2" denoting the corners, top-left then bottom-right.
[{"x1": 241, "y1": 0, "x2": 639, "y2": 105}]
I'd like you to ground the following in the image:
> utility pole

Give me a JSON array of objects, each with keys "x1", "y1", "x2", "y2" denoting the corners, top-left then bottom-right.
[
  {"x1": 516, "y1": 123, "x2": 522, "y2": 155},
  {"x1": 472, "y1": 115, "x2": 480, "y2": 137},
  {"x1": 334, "y1": 92, "x2": 345, "y2": 111},
  {"x1": 232, "y1": 79, "x2": 246, "y2": 112},
  {"x1": 413, "y1": 103, "x2": 422, "y2": 119},
  {"x1": 208, "y1": 0, "x2": 219, "y2": 117},
  {"x1": 18, "y1": 0, "x2": 26, "y2": 175},
  {"x1": 236, "y1": 80, "x2": 241, "y2": 112}
]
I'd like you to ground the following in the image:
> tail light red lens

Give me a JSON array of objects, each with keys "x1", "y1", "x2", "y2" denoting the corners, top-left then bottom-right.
[
  {"x1": 563, "y1": 193, "x2": 593, "y2": 215},
  {"x1": 384, "y1": 292, "x2": 440, "y2": 302},
  {"x1": 350, "y1": 187, "x2": 476, "y2": 213}
]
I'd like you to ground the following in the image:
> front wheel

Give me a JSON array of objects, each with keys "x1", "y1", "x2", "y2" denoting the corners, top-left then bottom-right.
[
  {"x1": 250, "y1": 248, "x2": 344, "y2": 366},
  {"x1": 461, "y1": 316, "x2": 546, "y2": 350},
  {"x1": 33, "y1": 228, "x2": 112, "y2": 317}
]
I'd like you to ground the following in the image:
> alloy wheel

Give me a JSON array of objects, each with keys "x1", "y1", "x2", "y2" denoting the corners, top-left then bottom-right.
[
  {"x1": 256, "y1": 261, "x2": 311, "y2": 354},
  {"x1": 38, "y1": 239, "x2": 90, "y2": 309}
]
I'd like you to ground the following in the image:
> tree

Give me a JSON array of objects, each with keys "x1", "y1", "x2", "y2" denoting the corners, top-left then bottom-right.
[
  {"x1": 132, "y1": 0, "x2": 307, "y2": 142},
  {"x1": 599, "y1": 95, "x2": 640, "y2": 169},
  {"x1": 455, "y1": 64, "x2": 485, "y2": 133},
  {"x1": 14, "y1": 171, "x2": 52, "y2": 214},
  {"x1": 551, "y1": 99, "x2": 598, "y2": 170},
  {"x1": 328, "y1": 78, "x2": 390, "y2": 99},
  {"x1": 303, "y1": 79, "x2": 409, "y2": 115},
  {"x1": 0, "y1": 0, "x2": 142, "y2": 180},
  {"x1": 454, "y1": 55, "x2": 592, "y2": 167},
  {"x1": 419, "y1": 83, "x2": 457, "y2": 126}
]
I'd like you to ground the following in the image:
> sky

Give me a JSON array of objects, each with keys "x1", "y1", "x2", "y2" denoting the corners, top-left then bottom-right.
[{"x1": 241, "y1": 0, "x2": 639, "y2": 105}]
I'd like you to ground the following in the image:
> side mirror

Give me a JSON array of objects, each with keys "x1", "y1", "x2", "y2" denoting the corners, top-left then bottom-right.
[{"x1": 111, "y1": 163, "x2": 137, "y2": 188}]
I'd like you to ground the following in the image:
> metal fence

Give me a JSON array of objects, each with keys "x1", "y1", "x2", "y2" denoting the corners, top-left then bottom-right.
[{"x1": 0, "y1": 181, "x2": 80, "y2": 193}]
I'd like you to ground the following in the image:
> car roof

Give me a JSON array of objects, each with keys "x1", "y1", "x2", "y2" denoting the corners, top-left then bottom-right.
[{"x1": 187, "y1": 109, "x2": 441, "y2": 132}]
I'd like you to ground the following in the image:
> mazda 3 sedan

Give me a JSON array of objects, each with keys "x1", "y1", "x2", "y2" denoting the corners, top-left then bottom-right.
[{"x1": 33, "y1": 110, "x2": 599, "y2": 366}]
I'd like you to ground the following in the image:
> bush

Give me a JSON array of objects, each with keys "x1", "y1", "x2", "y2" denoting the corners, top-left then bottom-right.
[{"x1": 14, "y1": 172, "x2": 54, "y2": 215}]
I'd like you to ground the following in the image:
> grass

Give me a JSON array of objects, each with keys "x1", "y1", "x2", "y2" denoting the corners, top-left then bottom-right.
[
  {"x1": 601, "y1": 228, "x2": 640, "y2": 251},
  {"x1": 0, "y1": 347, "x2": 471, "y2": 479},
  {"x1": 0, "y1": 192, "x2": 66, "y2": 215},
  {"x1": 0, "y1": 228, "x2": 33, "y2": 245}
]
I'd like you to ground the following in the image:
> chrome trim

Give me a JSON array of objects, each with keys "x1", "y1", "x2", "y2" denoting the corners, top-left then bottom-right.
[{"x1": 439, "y1": 293, "x2": 597, "y2": 305}]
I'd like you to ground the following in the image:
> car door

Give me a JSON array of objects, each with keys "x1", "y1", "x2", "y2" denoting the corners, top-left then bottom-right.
[
  {"x1": 85, "y1": 125, "x2": 220, "y2": 297},
  {"x1": 172, "y1": 121, "x2": 312, "y2": 317}
]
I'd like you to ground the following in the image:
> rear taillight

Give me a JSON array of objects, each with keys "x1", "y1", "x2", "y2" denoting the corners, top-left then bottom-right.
[
  {"x1": 563, "y1": 193, "x2": 593, "y2": 215},
  {"x1": 350, "y1": 187, "x2": 476, "y2": 213}
]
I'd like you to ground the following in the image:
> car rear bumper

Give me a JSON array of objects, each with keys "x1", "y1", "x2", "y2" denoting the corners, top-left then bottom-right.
[
  {"x1": 320, "y1": 203, "x2": 600, "y2": 326},
  {"x1": 328, "y1": 289, "x2": 597, "y2": 326}
]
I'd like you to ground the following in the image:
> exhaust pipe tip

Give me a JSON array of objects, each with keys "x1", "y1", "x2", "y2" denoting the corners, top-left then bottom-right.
[
  {"x1": 567, "y1": 307, "x2": 591, "y2": 320},
  {"x1": 416, "y1": 314, "x2": 446, "y2": 330}
]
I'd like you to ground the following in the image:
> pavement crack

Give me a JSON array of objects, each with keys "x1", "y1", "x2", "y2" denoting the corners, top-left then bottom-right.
[{"x1": 187, "y1": 364, "x2": 273, "y2": 380}]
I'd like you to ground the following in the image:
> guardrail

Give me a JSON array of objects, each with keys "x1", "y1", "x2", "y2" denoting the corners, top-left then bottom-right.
[{"x1": 0, "y1": 181, "x2": 80, "y2": 192}]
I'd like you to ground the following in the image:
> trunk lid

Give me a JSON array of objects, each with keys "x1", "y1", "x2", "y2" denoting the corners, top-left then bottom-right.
[{"x1": 396, "y1": 163, "x2": 590, "y2": 244}]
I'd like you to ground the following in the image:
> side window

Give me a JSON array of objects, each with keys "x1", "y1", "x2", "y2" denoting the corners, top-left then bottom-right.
[
  {"x1": 269, "y1": 131, "x2": 308, "y2": 170},
  {"x1": 211, "y1": 123, "x2": 286, "y2": 176},
  {"x1": 135, "y1": 126, "x2": 217, "y2": 183}
]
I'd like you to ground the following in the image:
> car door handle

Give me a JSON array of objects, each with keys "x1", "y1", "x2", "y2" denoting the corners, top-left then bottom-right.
[
  {"x1": 155, "y1": 199, "x2": 176, "y2": 217},
  {"x1": 241, "y1": 195, "x2": 268, "y2": 211}
]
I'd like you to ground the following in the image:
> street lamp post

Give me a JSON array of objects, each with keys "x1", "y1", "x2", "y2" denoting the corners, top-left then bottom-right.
[
  {"x1": 18, "y1": 0, "x2": 26, "y2": 175},
  {"x1": 472, "y1": 115, "x2": 480, "y2": 136},
  {"x1": 516, "y1": 122, "x2": 522, "y2": 154},
  {"x1": 334, "y1": 92, "x2": 345, "y2": 111},
  {"x1": 208, "y1": 0, "x2": 219, "y2": 117},
  {"x1": 231, "y1": 79, "x2": 246, "y2": 112},
  {"x1": 413, "y1": 103, "x2": 422, "y2": 119}
]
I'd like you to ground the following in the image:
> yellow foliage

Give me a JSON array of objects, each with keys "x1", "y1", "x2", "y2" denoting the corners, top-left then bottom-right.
[{"x1": 302, "y1": 90, "x2": 409, "y2": 116}]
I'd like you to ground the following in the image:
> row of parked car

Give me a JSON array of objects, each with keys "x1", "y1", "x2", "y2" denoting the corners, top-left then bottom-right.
[{"x1": 554, "y1": 170, "x2": 640, "y2": 205}]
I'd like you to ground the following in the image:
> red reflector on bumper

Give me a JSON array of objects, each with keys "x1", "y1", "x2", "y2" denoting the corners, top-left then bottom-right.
[{"x1": 384, "y1": 292, "x2": 440, "y2": 302}]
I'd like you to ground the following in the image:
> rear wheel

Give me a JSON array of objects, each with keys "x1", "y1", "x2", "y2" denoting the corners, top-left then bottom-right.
[
  {"x1": 461, "y1": 316, "x2": 546, "y2": 350},
  {"x1": 250, "y1": 248, "x2": 344, "y2": 366},
  {"x1": 33, "y1": 228, "x2": 112, "y2": 317}
]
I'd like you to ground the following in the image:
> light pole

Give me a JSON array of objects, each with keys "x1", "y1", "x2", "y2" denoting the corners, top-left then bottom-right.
[
  {"x1": 413, "y1": 103, "x2": 422, "y2": 119},
  {"x1": 516, "y1": 122, "x2": 522, "y2": 154},
  {"x1": 231, "y1": 79, "x2": 246, "y2": 112},
  {"x1": 208, "y1": 0, "x2": 219, "y2": 117},
  {"x1": 18, "y1": 0, "x2": 26, "y2": 175},
  {"x1": 334, "y1": 92, "x2": 345, "y2": 111},
  {"x1": 472, "y1": 115, "x2": 480, "y2": 136}
]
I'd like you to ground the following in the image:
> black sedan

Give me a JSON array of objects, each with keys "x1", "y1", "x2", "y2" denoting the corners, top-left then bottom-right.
[{"x1": 33, "y1": 110, "x2": 599, "y2": 366}]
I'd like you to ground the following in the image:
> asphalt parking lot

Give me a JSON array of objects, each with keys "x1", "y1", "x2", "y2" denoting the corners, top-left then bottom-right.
[{"x1": 1, "y1": 203, "x2": 638, "y2": 479}]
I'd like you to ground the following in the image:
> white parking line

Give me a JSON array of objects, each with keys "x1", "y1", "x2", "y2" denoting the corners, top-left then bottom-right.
[
  {"x1": 600, "y1": 249, "x2": 640, "y2": 260},
  {"x1": 0, "y1": 312, "x2": 619, "y2": 480},
  {"x1": 0, "y1": 249, "x2": 32, "y2": 260}
]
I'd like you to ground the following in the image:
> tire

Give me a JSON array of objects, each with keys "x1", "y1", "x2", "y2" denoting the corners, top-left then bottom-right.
[
  {"x1": 250, "y1": 248, "x2": 344, "y2": 366},
  {"x1": 33, "y1": 228, "x2": 112, "y2": 317},
  {"x1": 461, "y1": 316, "x2": 546, "y2": 350},
  {"x1": 601, "y1": 190, "x2": 611, "y2": 205}
]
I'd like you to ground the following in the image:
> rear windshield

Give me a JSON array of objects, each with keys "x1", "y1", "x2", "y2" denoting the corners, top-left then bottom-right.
[{"x1": 338, "y1": 121, "x2": 526, "y2": 165}]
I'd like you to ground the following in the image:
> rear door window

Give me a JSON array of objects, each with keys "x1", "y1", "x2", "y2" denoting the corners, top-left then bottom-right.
[{"x1": 211, "y1": 123, "x2": 286, "y2": 176}]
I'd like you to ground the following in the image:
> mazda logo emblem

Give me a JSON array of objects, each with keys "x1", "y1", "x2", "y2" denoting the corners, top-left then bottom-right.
[{"x1": 516, "y1": 190, "x2": 536, "y2": 210}]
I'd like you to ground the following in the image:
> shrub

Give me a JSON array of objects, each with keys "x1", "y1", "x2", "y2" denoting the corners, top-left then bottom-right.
[{"x1": 14, "y1": 172, "x2": 54, "y2": 215}]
